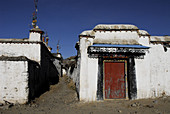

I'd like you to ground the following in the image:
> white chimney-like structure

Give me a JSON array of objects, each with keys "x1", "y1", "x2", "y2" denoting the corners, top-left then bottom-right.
[{"x1": 29, "y1": 27, "x2": 44, "y2": 41}]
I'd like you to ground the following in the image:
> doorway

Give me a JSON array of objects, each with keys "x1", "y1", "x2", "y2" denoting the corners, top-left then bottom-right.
[{"x1": 104, "y1": 60, "x2": 128, "y2": 99}]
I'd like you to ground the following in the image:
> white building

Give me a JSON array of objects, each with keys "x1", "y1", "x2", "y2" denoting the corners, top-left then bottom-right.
[
  {"x1": 0, "y1": 28, "x2": 61, "y2": 104},
  {"x1": 71, "y1": 24, "x2": 170, "y2": 102}
]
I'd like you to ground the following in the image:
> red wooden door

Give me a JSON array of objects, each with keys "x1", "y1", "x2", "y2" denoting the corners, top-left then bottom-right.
[{"x1": 104, "y1": 61, "x2": 126, "y2": 99}]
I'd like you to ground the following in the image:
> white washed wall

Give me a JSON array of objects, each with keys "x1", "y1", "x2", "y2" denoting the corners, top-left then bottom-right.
[
  {"x1": 29, "y1": 32, "x2": 41, "y2": 41},
  {"x1": 79, "y1": 37, "x2": 99, "y2": 101},
  {"x1": 0, "y1": 61, "x2": 29, "y2": 104},
  {"x1": 0, "y1": 43, "x2": 41, "y2": 63},
  {"x1": 135, "y1": 52, "x2": 151, "y2": 98},
  {"x1": 86, "y1": 57, "x2": 98, "y2": 101},
  {"x1": 149, "y1": 44, "x2": 170, "y2": 97},
  {"x1": 94, "y1": 31, "x2": 139, "y2": 44},
  {"x1": 138, "y1": 36, "x2": 150, "y2": 46},
  {"x1": 62, "y1": 69, "x2": 67, "y2": 76},
  {"x1": 136, "y1": 43, "x2": 170, "y2": 99},
  {"x1": 79, "y1": 37, "x2": 89, "y2": 101},
  {"x1": 78, "y1": 27, "x2": 170, "y2": 101}
]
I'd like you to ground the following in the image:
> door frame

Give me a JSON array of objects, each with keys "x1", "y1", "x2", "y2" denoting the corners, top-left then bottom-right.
[{"x1": 103, "y1": 59, "x2": 129, "y2": 100}]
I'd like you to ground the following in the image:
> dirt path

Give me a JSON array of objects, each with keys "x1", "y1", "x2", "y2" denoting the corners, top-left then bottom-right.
[
  {"x1": 1, "y1": 76, "x2": 170, "y2": 114},
  {"x1": 0, "y1": 76, "x2": 78, "y2": 114}
]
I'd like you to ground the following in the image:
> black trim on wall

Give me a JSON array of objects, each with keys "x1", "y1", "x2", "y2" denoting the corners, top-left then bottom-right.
[
  {"x1": 97, "y1": 57, "x2": 103, "y2": 100},
  {"x1": 96, "y1": 57, "x2": 137, "y2": 100},
  {"x1": 127, "y1": 57, "x2": 137, "y2": 99}
]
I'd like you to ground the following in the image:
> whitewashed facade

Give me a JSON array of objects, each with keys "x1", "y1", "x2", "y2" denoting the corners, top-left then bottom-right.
[
  {"x1": 73, "y1": 24, "x2": 170, "y2": 102},
  {"x1": 0, "y1": 28, "x2": 61, "y2": 104},
  {"x1": 0, "y1": 57, "x2": 40, "y2": 104}
]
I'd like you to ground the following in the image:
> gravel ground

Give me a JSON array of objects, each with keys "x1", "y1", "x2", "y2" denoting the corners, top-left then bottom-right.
[{"x1": 1, "y1": 76, "x2": 170, "y2": 114}]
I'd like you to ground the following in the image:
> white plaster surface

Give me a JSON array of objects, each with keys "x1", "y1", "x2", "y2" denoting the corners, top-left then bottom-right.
[
  {"x1": 135, "y1": 52, "x2": 151, "y2": 98},
  {"x1": 138, "y1": 36, "x2": 150, "y2": 46},
  {"x1": 135, "y1": 43, "x2": 170, "y2": 99},
  {"x1": 78, "y1": 37, "x2": 99, "y2": 101},
  {"x1": 0, "y1": 43, "x2": 41, "y2": 63},
  {"x1": 94, "y1": 31, "x2": 140, "y2": 45},
  {"x1": 0, "y1": 61, "x2": 29, "y2": 104},
  {"x1": 149, "y1": 44, "x2": 170, "y2": 97},
  {"x1": 29, "y1": 32, "x2": 41, "y2": 41},
  {"x1": 79, "y1": 38, "x2": 89, "y2": 101},
  {"x1": 76, "y1": 24, "x2": 170, "y2": 101},
  {"x1": 87, "y1": 58, "x2": 98, "y2": 101},
  {"x1": 0, "y1": 32, "x2": 61, "y2": 104},
  {"x1": 62, "y1": 69, "x2": 67, "y2": 76}
]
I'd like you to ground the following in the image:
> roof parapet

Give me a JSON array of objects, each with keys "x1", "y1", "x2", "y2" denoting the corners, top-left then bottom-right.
[
  {"x1": 150, "y1": 36, "x2": 170, "y2": 42},
  {"x1": 138, "y1": 30, "x2": 150, "y2": 36},
  {"x1": 29, "y1": 27, "x2": 44, "y2": 34},
  {"x1": 93, "y1": 24, "x2": 139, "y2": 31},
  {"x1": 79, "y1": 30, "x2": 95, "y2": 38}
]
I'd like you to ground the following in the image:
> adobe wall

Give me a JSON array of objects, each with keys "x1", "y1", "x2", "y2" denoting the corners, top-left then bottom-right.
[
  {"x1": 135, "y1": 43, "x2": 170, "y2": 99},
  {"x1": 67, "y1": 57, "x2": 80, "y2": 96},
  {"x1": 77, "y1": 25, "x2": 170, "y2": 101},
  {"x1": 78, "y1": 29, "x2": 142, "y2": 101},
  {"x1": 40, "y1": 44, "x2": 60, "y2": 87},
  {"x1": 94, "y1": 31, "x2": 139, "y2": 44},
  {"x1": 78, "y1": 37, "x2": 98, "y2": 101},
  {"x1": 0, "y1": 43, "x2": 41, "y2": 63},
  {"x1": 0, "y1": 58, "x2": 40, "y2": 104},
  {"x1": 0, "y1": 43, "x2": 61, "y2": 104}
]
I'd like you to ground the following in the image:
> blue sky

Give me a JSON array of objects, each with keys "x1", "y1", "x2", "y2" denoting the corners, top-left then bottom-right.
[{"x1": 0, "y1": 0, "x2": 170, "y2": 58}]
